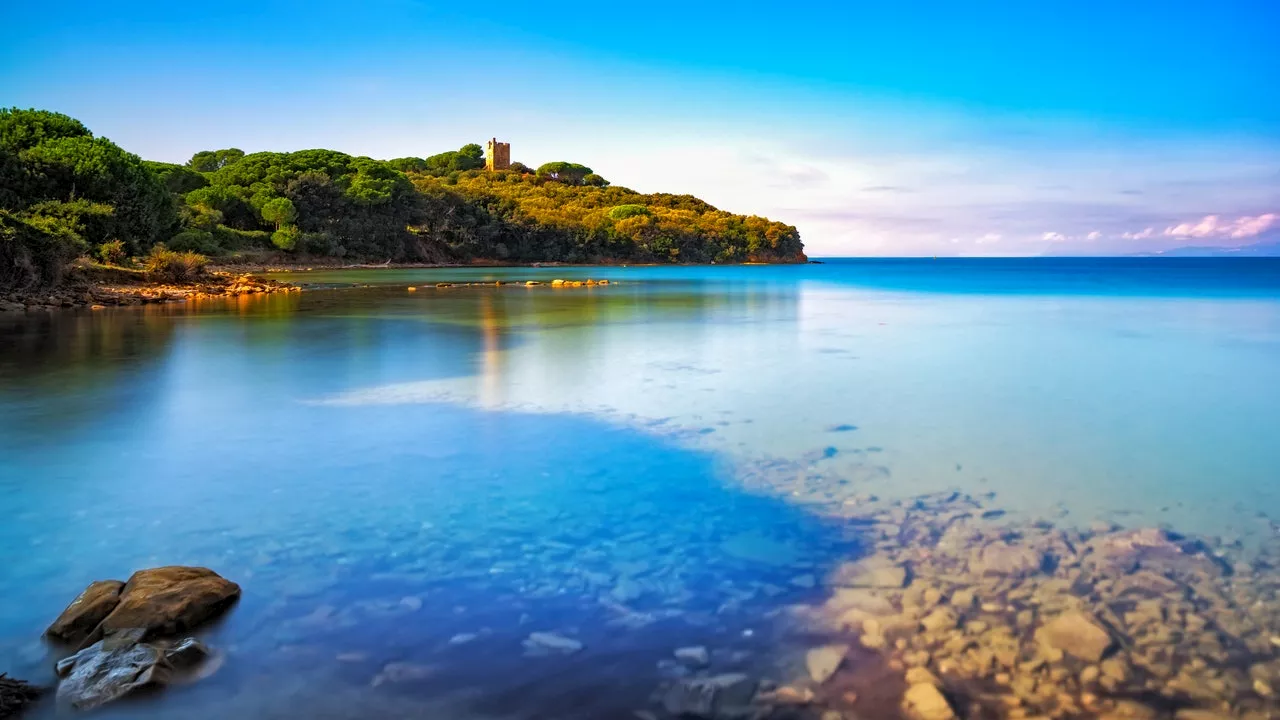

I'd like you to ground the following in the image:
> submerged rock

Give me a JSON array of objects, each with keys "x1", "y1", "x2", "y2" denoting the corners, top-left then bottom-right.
[
  {"x1": 675, "y1": 646, "x2": 710, "y2": 667},
  {"x1": 46, "y1": 580, "x2": 125, "y2": 645},
  {"x1": 805, "y1": 644, "x2": 847, "y2": 684},
  {"x1": 971, "y1": 541, "x2": 1045, "y2": 577},
  {"x1": 662, "y1": 673, "x2": 757, "y2": 719},
  {"x1": 523, "y1": 632, "x2": 584, "y2": 655},
  {"x1": 902, "y1": 682, "x2": 956, "y2": 720},
  {"x1": 830, "y1": 555, "x2": 908, "y2": 589},
  {"x1": 1036, "y1": 611, "x2": 1114, "y2": 663}
]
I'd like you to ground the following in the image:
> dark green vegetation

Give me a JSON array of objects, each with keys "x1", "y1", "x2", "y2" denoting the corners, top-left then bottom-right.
[{"x1": 1, "y1": 108, "x2": 804, "y2": 290}]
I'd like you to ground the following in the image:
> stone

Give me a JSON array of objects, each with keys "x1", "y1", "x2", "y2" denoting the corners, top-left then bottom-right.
[
  {"x1": 46, "y1": 580, "x2": 124, "y2": 644},
  {"x1": 972, "y1": 542, "x2": 1045, "y2": 577},
  {"x1": 765, "y1": 685, "x2": 814, "y2": 705},
  {"x1": 523, "y1": 632, "x2": 583, "y2": 654},
  {"x1": 827, "y1": 588, "x2": 896, "y2": 615},
  {"x1": 55, "y1": 639, "x2": 172, "y2": 710},
  {"x1": 662, "y1": 673, "x2": 757, "y2": 719},
  {"x1": 675, "y1": 646, "x2": 710, "y2": 667},
  {"x1": 902, "y1": 682, "x2": 956, "y2": 720},
  {"x1": 1036, "y1": 611, "x2": 1114, "y2": 663},
  {"x1": 830, "y1": 555, "x2": 908, "y2": 589},
  {"x1": 949, "y1": 588, "x2": 976, "y2": 610},
  {"x1": 905, "y1": 666, "x2": 941, "y2": 687},
  {"x1": 806, "y1": 644, "x2": 847, "y2": 684},
  {"x1": 0, "y1": 675, "x2": 44, "y2": 717},
  {"x1": 1175, "y1": 712, "x2": 1235, "y2": 720},
  {"x1": 921, "y1": 607, "x2": 958, "y2": 634},
  {"x1": 719, "y1": 533, "x2": 799, "y2": 567},
  {"x1": 96, "y1": 567, "x2": 240, "y2": 641},
  {"x1": 371, "y1": 662, "x2": 436, "y2": 686},
  {"x1": 162, "y1": 637, "x2": 211, "y2": 670}
]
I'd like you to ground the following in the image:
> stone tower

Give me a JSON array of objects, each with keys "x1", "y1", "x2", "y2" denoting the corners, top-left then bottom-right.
[{"x1": 486, "y1": 138, "x2": 511, "y2": 171}]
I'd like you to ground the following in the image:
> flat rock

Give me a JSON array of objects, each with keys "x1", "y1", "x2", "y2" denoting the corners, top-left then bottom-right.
[
  {"x1": 805, "y1": 644, "x2": 846, "y2": 684},
  {"x1": 675, "y1": 646, "x2": 710, "y2": 667},
  {"x1": 47, "y1": 580, "x2": 124, "y2": 644},
  {"x1": 719, "y1": 533, "x2": 799, "y2": 567},
  {"x1": 1036, "y1": 611, "x2": 1114, "y2": 663},
  {"x1": 55, "y1": 639, "x2": 171, "y2": 710},
  {"x1": 98, "y1": 567, "x2": 240, "y2": 641},
  {"x1": 902, "y1": 682, "x2": 956, "y2": 720},
  {"x1": 830, "y1": 556, "x2": 908, "y2": 589},
  {"x1": 662, "y1": 673, "x2": 757, "y2": 719},
  {"x1": 826, "y1": 587, "x2": 897, "y2": 615},
  {"x1": 523, "y1": 632, "x2": 583, "y2": 654},
  {"x1": 971, "y1": 541, "x2": 1045, "y2": 577}
]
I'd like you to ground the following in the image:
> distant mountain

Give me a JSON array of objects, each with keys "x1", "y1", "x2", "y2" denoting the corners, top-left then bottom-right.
[{"x1": 1132, "y1": 240, "x2": 1280, "y2": 257}]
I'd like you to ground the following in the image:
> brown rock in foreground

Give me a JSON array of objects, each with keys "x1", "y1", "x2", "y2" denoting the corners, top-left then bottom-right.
[
  {"x1": 46, "y1": 580, "x2": 124, "y2": 644},
  {"x1": 98, "y1": 567, "x2": 240, "y2": 640}
]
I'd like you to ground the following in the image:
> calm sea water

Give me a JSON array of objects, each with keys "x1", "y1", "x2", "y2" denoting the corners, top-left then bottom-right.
[{"x1": 2, "y1": 258, "x2": 1278, "y2": 718}]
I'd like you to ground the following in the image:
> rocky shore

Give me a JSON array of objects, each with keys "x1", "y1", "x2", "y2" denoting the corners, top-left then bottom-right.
[{"x1": 0, "y1": 270, "x2": 298, "y2": 313}]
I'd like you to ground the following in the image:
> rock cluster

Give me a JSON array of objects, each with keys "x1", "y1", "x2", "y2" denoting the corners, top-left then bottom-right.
[
  {"x1": 43, "y1": 566, "x2": 239, "y2": 712},
  {"x1": 0, "y1": 674, "x2": 43, "y2": 719},
  {"x1": 0, "y1": 272, "x2": 297, "y2": 313},
  {"x1": 772, "y1": 490, "x2": 1280, "y2": 719}
]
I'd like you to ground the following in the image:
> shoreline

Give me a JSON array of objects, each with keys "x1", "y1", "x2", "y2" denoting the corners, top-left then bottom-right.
[{"x1": 0, "y1": 267, "x2": 298, "y2": 313}]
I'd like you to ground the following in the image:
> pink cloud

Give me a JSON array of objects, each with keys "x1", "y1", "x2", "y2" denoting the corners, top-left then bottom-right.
[
  {"x1": 1162, "y1": 213, "x2": 1277, "y2": 240},
  {"x1": 1122, "y1": 227, "x2": 1156, "y2": 240}
]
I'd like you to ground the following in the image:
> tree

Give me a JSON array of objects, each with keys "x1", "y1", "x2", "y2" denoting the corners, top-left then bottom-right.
[
  {"x1": 536, "y1": 162, "x2": 593, "y2": 185},
  {"x1": 260, "y1": 197, "x2": 297, "y2": 229},
  {"x1": 187, "y1": 148, "x2": 245, "y2": 173},
  {"x1": 508, "y1": 161, "x2": 532, "y2": 175},
  {"x1": 582, "y1": 173, "x2": 608, "y2": 187}
]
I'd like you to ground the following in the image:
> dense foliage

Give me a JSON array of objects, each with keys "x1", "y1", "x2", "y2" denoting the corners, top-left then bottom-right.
[{"x1": 1, "y1": 108, "x2": 803, "y2": 289}]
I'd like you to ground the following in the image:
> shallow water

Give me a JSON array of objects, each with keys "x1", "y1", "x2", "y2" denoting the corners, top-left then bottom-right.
[{"x1": 2, "y1": 258, "x2": 1279, "y2": 718}]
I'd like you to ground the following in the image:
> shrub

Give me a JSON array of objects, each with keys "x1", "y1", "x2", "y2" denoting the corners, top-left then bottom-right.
[
  {"x1": 96, "y1": 239, "x2": 128, "y2": 265},
  {"x1": 271, "y1": 225, "x2": 300, "y2": 251},
  {"x1": 166, "y1": 229, "x2": 219, "y2": 255},
  {"x1": 143, "y1": 244, "x2": 208, "y2": 283}
]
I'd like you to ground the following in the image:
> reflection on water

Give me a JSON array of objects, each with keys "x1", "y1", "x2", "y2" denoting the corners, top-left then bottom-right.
[{"x1": 3, "y1": 259, "x2": 1280, "y2": 718}]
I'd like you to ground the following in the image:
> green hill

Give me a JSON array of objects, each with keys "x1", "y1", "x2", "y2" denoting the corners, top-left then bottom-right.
[{"x1": 1, "y1": 108, "x2": 805, "y2": 289}]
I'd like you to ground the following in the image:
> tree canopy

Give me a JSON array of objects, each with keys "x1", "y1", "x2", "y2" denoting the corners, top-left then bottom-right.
[{"x1": 1, "y1": 108, "x2": 804, "y2": 290}]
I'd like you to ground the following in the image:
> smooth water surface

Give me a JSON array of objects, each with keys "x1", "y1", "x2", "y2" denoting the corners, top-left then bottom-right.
[{"x1": 2, "y1": 258, "x2": 1279, "y2": 718}]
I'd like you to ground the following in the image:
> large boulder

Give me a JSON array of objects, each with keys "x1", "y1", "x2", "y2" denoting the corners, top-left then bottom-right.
[
  {"x1": 97, "y1": 567, "x2": 240, "y2": 640},
  {"x1": 46, "y1": 580, "x2": 124, "y2": 644}
]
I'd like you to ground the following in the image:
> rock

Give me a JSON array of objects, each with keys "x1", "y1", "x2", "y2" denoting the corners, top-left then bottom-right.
[
  {"x1": 523, "y1": 632, "x2": 583, "y2": 654},
  {"x1": 1175, "y1": 711, "x2": 1235, "y2": 720},
  {"x1": 920, "y1": 607, "x2": 958, "y2": 634},
  {"x1": 763, "y1": 685, "x2": 814, "y2": 705},
  {"x1": 46, "y1": 580, "x2": 125, "y2": 644},
  {"x1": 55, "y1": 638, "x2": 172, "y2": 710},
  {"x1": 371, "y1": 662, "x2": 436, "y2": 687},
  {"x1": 830, "y1": 556, "x2": 908, "y2": 589},
  {"x1": 1036, "y1": 611, "x2": 1114, "y2": 663},
  {"x1": 902, "y1": 682, "x2": 956, "y2": 720},
  {"x1": 95, "y1": 567, "x2": 240, "y2": 641},
  {"x1": 719, "y1": 533, "x2": 799, "y2": 567},
  {"x1": 0, "y1": 675, "x2": 44, "y2": 717},
  {"x1": 613, "y1": 578, "x2": 645, "y2": 603},
  {"x1": 806, "y1": 644, "x2": 847, "y2": 684},
  {"x1": 905, "y1": 666, "x2": 941, "y2": 687},
  {"x1": 790, "y1": 574, "x2": 817, "y2": 589},
  {"x1": 949, "y1": 588, "x2": 975, "y2": 610},
  {"x1": 827, "y1": 588, "x2": 896, "y2": 615},
  {"x1": 971, "y1": 541, "x2": 1045, "y2": 577},
  {"x1": 662, "y1": 673, "x2": 757, "y2": 719},
  {"x1": 675, "y1": 646, "x2": 710, "y2": 667},
  {"x1": 162, "y1": 637, "x2": 211, "y2": 670}
]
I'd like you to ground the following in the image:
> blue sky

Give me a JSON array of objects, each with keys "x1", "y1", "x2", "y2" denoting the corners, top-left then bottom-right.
[{"x1": 3, "y1": 0, "x2": 1278, "y2": 256}]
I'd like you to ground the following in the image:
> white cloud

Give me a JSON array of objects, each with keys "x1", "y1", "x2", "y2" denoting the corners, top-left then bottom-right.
[
  {"x1": 976, "y1": 233, "x2": 1002, "y2": 244},
  {"x1": 1162, "y1": 213, "x2": 1277, "y2": 241},
  {"x1": 1042, "y1": 232, "x2": 1068, "y2": 242},
  {"x1": 1086, "y1": 230, "x2": 1102, "y2": 241},
  {"x1": 1122, "y1": 227, "x2": 1156, "y2": 240}
]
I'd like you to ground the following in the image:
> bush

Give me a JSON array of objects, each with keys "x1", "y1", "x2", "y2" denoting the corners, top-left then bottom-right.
[
  {"x1": 0, "y1": 209, "x2": 86, "y2": 289},
  {"x1": 143, "y1": 244, "x2": 208, "y2": 283},
  {"x1": 166, "y1": 229, "x2": 219, "y2": 255},
  {"x1": 271, "y1": 226, "x2": 300, "y2": 251},
  {"x1": 96, "y1": 239, "x2": 128, "y2": 265}
]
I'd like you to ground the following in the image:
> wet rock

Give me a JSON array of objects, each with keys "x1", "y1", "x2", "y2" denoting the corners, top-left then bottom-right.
[
  {"x1": 902, "y1": 682, "x2": 956, "y2": 720},
  {"x1": 46, "y1": 580, "x2": 125, "y2": 645},
  {"x1": 971, "y1": 541, "x2": 1045, "y2": 577},
  {"x1": 0, "y1": 674, "x2": 44, "y2": 717},
  {"x1": 95, "y1": 567, "x2": 240, "y2": 641},
  {"x1": 523, "y1": 632, "x2": 583, "y2": 655},
  {"x1": 806, "y1": 644, "x2": 847, "y2": 684},
  {"x1": 1036, "y1": 611, "x2": 1114, "y2": 662},
  {"x1": 762, "y1": 685, "x2": 814, "y2": 705},
  {"x1": 1175, "y1": 711, "x2": 1235, "y2": 720},
  {"x1": 55, "y1": 637, "x2": 172, "y2": 710},
  {"x1": 662, "y1": 673, "x2": 757, "y2": 719},
  {"x1": 675, "y1": 646, "x2": 710, "y2": 667},
  {"x1": 830, "y1": 555, "x2": 908, "y2": 589},
  {"x1": 920, "y1": 607, "x2": 958, "y2": 634},
  {"x1": 371, "y1": 662, "x2": 436, "y2": 686},
  {"x1": 162, "y1": 637, "x2": 211, "y2": 670}
]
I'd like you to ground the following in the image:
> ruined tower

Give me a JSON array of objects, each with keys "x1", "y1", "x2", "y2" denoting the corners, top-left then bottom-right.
[{"x1": 485, "y1": 138, "x2": 511, "y2": 171}]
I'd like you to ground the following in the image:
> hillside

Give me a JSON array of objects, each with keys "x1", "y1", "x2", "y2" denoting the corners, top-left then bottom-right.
[{"x1": 1, "y1": 109, "x2": 805, "y2": 290}]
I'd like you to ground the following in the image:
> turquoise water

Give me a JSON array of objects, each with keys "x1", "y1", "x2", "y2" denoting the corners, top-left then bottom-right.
[{"x1": 2, "y1": 258, "x2": 1279, "y2": 717}]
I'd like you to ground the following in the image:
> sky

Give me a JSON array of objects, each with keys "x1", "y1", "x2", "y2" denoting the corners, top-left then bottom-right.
[{"x1": 2, "y1": 0, "x2": 1278, "y2": 256}]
